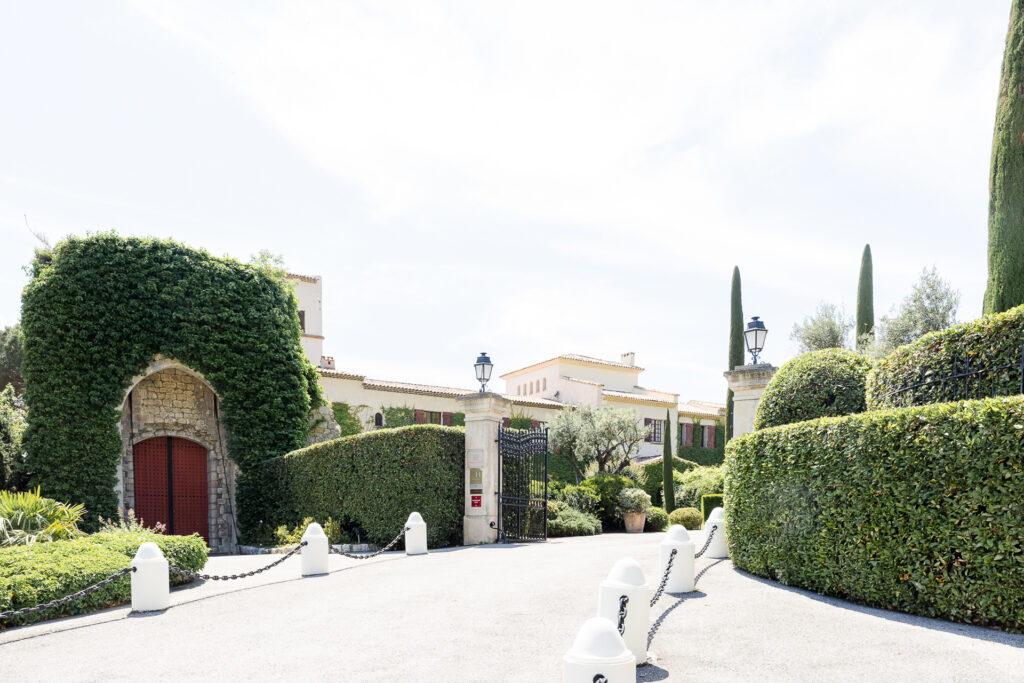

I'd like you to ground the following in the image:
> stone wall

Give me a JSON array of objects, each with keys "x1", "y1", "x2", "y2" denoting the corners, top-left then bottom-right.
[{"x1": 118, "y1": 360, "x2": 237, "y2": 554}]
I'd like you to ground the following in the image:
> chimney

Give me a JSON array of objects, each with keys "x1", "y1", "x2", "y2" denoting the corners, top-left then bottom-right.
[
  {"x1": 620, "y1": 352, "x2": 635, "y2": 367},
  {"x1": 320, "y1": 356, "x2": 336, "y2": 370}
]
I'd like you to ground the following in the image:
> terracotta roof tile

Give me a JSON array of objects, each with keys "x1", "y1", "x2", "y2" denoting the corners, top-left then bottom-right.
[
  {"x1": 602, "y1": 389, "x2": 676, "y2": 406},
  {"x1": 362, "y1": 378, "x2": 475, "y2": 399}
]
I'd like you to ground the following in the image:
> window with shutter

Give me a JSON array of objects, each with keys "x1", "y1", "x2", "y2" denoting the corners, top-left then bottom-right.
[
  {"x1": 684, "y1": 423, "x2": 694, "y2": 447},
  {"x1": 531, "y1": 420, "x2": 539, "y2": 429},
  {"x1": 442, "y1": 412, "x2": 453, "y2": 426},
  {"x1": 414, "y1": 410, "x2": 425, "y2": 425},
  {"x1": 708, "y1": 424, "x2": 716, "y2": 448},
  {"x1": 502, "y1": 417, "x2": 510, "y2": 428}
]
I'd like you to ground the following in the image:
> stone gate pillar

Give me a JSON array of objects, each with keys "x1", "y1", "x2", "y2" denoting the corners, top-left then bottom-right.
[
  {"x1": 455, "y1": 392, "x2": 510, "y2": 545},
  {"x1": 723, "y1": 364, "x2": 778, "y2": 438}
]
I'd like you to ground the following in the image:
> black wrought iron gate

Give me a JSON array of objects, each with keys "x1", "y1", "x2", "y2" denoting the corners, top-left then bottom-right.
[{"x1": 491, "y1": 426, "x2": 548, "y2": 542}]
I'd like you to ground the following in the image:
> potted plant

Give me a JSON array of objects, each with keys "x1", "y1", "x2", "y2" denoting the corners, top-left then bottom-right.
[{"x1": 617, "y1": 488, "x2": 652, "y2": 533}]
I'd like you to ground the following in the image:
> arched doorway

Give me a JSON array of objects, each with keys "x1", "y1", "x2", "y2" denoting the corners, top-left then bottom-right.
[{"x1": 133, "y1": 436, "x2": 209, "y2": 542}]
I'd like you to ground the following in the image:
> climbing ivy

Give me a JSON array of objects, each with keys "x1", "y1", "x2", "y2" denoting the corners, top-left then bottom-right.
[{"x1": 21, "y1": 234, "x2": 319, "y2": 537}]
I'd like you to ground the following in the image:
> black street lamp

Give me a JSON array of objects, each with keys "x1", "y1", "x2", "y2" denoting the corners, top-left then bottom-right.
[
  {"x1": 744, "y1": 316, "x2": 768, "y2": 365},
  {"x1": 474, "y1": 352, "x2": 493, "y2": 393}
]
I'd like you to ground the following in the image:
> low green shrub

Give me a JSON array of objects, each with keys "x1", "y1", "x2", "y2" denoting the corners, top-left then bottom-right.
[
  {"x1": 556, "y1": 485, "x2": 600, "y2": 515},
  {"x1": 867, "y1": 303, "x2": 1024, "y2": 409},
  {"x1": 264, "y1": 425, "x2": 464, "y2": 549},
  {"x1": 272, "y1": 517, "x2": 350, "y2": 546},
  {"x1": 627, "y1": 457, "x2": 699, "y2": 505},
  {"x1": 668, "y1": 507, "x2": 702, "y2": 530},
  {"x1": 754, "y1": 348, "x2": 872, "y2": 429},
  {"x1": 617, "y1": 488, "x2": 652, "y2": 516},
  {"x1": 671, "y1": 466, "x2": 725, "y2": 510},
  {"x1": 701, "y1": 494, "x2": 724, "y2": 523},
  {"x1": 580, "y1": 473, "x2": 636, "y2": 530},
  {"x1": 0, "y1": 488, "x2": 84, "y2": 546},
  {"x1": 646, "y1": 506, "x2": 668, "y2": 531},
  {"x1": 546, "y1": 500, "x2": 568, "y2": 519},
  {"x1": 84, "y1": 530, "x2": 208, "y2": 586},
  {"x1": 548, "y1": 507, "x2": 602, "y2": 537},
  {"x1": 726, "y1": 395, "x2": 1024, "y2": 632}
]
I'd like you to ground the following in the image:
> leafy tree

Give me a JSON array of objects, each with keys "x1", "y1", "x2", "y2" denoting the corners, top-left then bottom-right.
[
  {"x1": 548, "y1": 405, "x2": 650, "y2": 483},
  {"x1": 856, "y1": 245, "x2": 874, "y2": 351},
  {"x1": 0, "y1": 384, "x2": 27, "y2": 490},
  {"x1": 865, "y1": 267, "x2": 960, "y2": 359},
  {"x1": 662, "y1": 409, "x2": 674, "y2": 514},
  {"x1": 985, "y1": 2, "x2": 1024, "y2": 315},
  {"x1": 726, "y1": 266, "x2": 743, "y2": 441},
  {"x1": 0, "y1": 325, "x2": 24, "y2": 394},
  {"x1": 790, "y1": 302, "x2": 852, "y2": 353}
]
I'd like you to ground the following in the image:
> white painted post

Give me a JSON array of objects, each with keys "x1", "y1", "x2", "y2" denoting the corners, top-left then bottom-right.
[
  {"x1": 597, "y1": 558, "x2": 651, "y2": 664},
  {"x1": 301, "y1": 522, "x2": 329, "y2": 576},
  {"x1": 660, "y1": 525, "x2": 695, "y2": 593},
  {"x1": 705, "y1": 507, "x2": 729, "y2": 559},
  {"x1": 130, "y1": 541, "x2": 170, "y2": 612},
  {"x1": 405, "y1": 512, "x2": 428, "y2": 555},
  {"x1": 562, "y1": 617, "x2": 636, "y2": 683}
]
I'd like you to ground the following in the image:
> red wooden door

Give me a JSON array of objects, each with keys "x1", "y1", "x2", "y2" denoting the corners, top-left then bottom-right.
[{"x1": 133, "y1": 437, "x2": 209, "y2": 542}]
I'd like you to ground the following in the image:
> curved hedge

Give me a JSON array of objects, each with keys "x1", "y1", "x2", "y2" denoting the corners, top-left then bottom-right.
[
  {"x1": 726, "y1": 396, "x2": 1024, "y2": 632},
  {"x1": 264, "y1": 425, "x2": 465, "y2": 549},
  {"x1": 754, "y1": 349, "x2": 871, "y2": 429},
  {"x1": 867, "y1": 303, "x2": 1024, "y2": 410},
  {"x1": 21, "y1": 234, "x2": 319, "y2": 536}
]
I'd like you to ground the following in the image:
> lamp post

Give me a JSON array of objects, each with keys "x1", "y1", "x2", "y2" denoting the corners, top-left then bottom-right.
[
  {"x1": 474, "y1": 352, "x2": 493, "y2": 393},
  {"x1": 744, "y1": 316, "x2": 768, "y2": 365}
]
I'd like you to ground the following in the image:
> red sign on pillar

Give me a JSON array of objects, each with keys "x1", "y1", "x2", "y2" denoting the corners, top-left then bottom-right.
[{"x1": 471, "y1": 495, "x2": 482, "y2": 508}]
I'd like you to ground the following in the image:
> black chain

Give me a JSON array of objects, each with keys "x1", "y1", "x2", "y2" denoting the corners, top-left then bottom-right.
[
  {"x1": 649, "y1": 548, "x2": 677, "y2": 607},
  {"x1": 647, "y1": 558, "x2": 727, "y2": 648},
  {"x1": 169, "y1": 541, "x2": 307, "y2": 581},
  {"x1": 694, "y1": 524, "x2": 718, "y2": 559},
  {"x1": 616, "y1": 594, "x2": 629, "y2": 635},
  {"x1": 0, "y1": 567, "x2": 136, "y2": 622},
  {"x1": 329, "y1": 526, "x2": 409, "y2": 560}
]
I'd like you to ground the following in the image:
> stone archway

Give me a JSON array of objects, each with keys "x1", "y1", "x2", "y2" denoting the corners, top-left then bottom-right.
[{"x1": 118, "y1": 356, "x2": 237, "y2": 553}]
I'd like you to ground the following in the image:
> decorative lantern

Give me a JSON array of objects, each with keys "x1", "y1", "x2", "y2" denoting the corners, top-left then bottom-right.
[
  {"x1": 474, "y1": 352, "x2": 493, "y2": 393},
  {"x1": 744, "y1": 316, "x2": 768, "y2": 365}
]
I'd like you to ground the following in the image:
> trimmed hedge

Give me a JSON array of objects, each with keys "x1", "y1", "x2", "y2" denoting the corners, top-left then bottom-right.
[
  {"x1": 867, "y1": 303, "x2": 1024, "y2": 410},
  {"x1": 701, "y1": 494, "x2": 723, "y2": 523},
  {"x1": 0, "y1": 532, "x2": 208, "y2": 626},
  {"x1": 668, "y1": 507, "x2": 702, "y2": 530},
  {"x1": 646, "y1": 506, "x2": 668, "y2": 531},
  {"x1": 754, "y1": 348, "x2": 872, "y2": 430},
  {"x1": 264, "y1": 425, "x2": 465, "y2": 549},
  {"x1": 726, "y1": 395, "x2": 1024, "y2": 632},
  {"x1": 20, "y1": 234, "x2": 318, "y2": 534}
]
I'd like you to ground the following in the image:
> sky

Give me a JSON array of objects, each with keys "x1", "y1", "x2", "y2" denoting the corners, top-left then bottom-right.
[{"x1": 0, "y1": 0, "x2": 1011, "y2": 402}]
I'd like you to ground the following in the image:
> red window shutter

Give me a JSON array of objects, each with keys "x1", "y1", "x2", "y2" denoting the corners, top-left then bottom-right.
[
  {"x1": 442, "y1": 412, "x2": 453, "y2": 426},
  {"x1": 414, "y1": 410, "x2": 425, "y2": 425},
  {"x1": 644, "y1": 417, "x2": 653, "y2": 442},
  {"x1": 502, "y1": 417, "x2": 510, "y2": 428},
  {"x1": 531, "y1": 420, "x2": 539, "y2": 429},
  {"x1": 684, "y1": 423, "x2": 694, "y2": 447},
  {"x1": 708, "y1": 425, "x2": 716, "y2": 448}
]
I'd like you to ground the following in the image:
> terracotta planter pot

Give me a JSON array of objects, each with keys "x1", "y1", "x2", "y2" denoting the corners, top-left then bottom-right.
[{"x1": 624, "y1": 512, "x2": 647, "y2": 533}]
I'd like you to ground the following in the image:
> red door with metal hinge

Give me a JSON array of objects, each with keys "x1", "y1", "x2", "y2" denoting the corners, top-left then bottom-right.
[{"x1": 133, "y1": 436, "x2": 209, "y2": 542}]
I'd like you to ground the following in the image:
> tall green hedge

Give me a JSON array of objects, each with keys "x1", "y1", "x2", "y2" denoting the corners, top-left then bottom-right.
[
  {"x1": 263, "y1": 425, "x2": 465, "y2": 548},
  {"x1": 678, "y1": 424, "x2": 725, "y2": 466},
  {"x1": 20, "y1": 234, "x2": 318, "y2": 535},
  {"x1": 754, "y1": 348, "x2": 871, "y2": 430},
  {"x1": 726, "y1": 396, "x2": 1024, "y2": 632},
  {"x1": 867, "y1": 303, "x2": 1024, "y2": 410}
]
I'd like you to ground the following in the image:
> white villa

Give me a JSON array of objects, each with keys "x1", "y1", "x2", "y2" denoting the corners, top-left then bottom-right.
[{"x1": 289, "y1": 274, "x2": 724, "y2": 460}]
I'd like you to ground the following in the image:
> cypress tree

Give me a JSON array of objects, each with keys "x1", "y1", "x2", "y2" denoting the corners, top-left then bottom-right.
[
  {"x1": 726, "y1": 266, "x2": 744, "y2": 441},
  {"x1": 985, "y1": 1, "x2": 1024, "y2": 315},
  {"x1": 663, "y1": 408, "x2": 674, "y2": 513},
  {"x1": 856, "y1": 244, "x2": 874, "y2": 350}
]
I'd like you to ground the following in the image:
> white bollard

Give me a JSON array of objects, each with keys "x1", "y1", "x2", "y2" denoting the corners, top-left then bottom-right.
[
  {"x1": 131, "y1": 541, "x2": 170, "y2": 612},
  {"x1": 301, "y1": 522, "x2": 329, "y2": 576},
  {"x1": 404, "y1": 512, "x2": 428, "y2": 555},
  {"x1": 660, "y1": 525, "x2": 695, "y2": 593},
  {"x1": 704, "y1": 507, "x2": 729, "y2": 559},
  {"x1": 562, "y1": 617, "x2": 636, "y2": 683},
  {"x1": 597, "y1": 557, "x2": 651, "y2": 664}
]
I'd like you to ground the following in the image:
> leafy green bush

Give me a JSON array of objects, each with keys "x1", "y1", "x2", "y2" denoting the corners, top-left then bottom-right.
[
  {"x1": 627, "y1": 457, "x2": 699, "y2": 505},
  {"x1": 382, "y1": 406, "x2": 415, "y2": 428},
  {"x1": 646, "y1": 506, "x2": 668, "y2": 531},
  {"x1": 20, "y1": 234, "x2": 318, "y2": 533},
  {"x1": 264, "y1": 425, "x2": 464, "y2": 549},
  {"x1": 867, "y1": 303, "x2": 1024, "y2": 410},
  {"x1": 679, "y1": 423, "x2": 726, "y2": 467},
  {"x1": 0, "y1": 488, "x2": 84, "y2": 546},
  {"x1": 671, "y1": 466, "x2": 725, "y2": 510},
  {"x1": 546, "y1": 500, "x2": 568, "y2": 519},
  {"x1": 331, "y1": 402, "x2": 363, "y2": 437},
  {"x1": 617, "y1": 488, "x2": 651, "y2": 516},
  {"x1": 0, "y1": 384, "x2": 26, "y2": 491},
  {"x1": 701, "y1": 494, "x2": 723, "y2": 523},
  {"x1": 556, "y1": 485, "x2": 600, "y2": 515},
  {"x1": 84, "y1": 530, "x2": 208, "y2": 586},
  {"x1": 0, "y1": 540, "x2": 132, "y2": 626},
  {"x1": 668, "y1": 507, "x2": 702, "y2": 530},
  {"x1": 547, "y1": 452, "x2": 580, "y2": 485},
  {"x1": 754, "y1": 348, "x2": 872, "y2": 429},
  {"x1": 547, "y1": 506, "x2": 602, "y2": 537},
  {"x1": 726, "y1": 395, "x2": 1024, "y2": 632},
  {"x1": 580, "y1": 473, "x2": 636, "y2": 529}
]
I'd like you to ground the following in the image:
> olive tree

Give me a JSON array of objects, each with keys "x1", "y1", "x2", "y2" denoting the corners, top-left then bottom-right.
[{"x1": 548, "y1": 404, "x2": 650, "y2": 483}]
